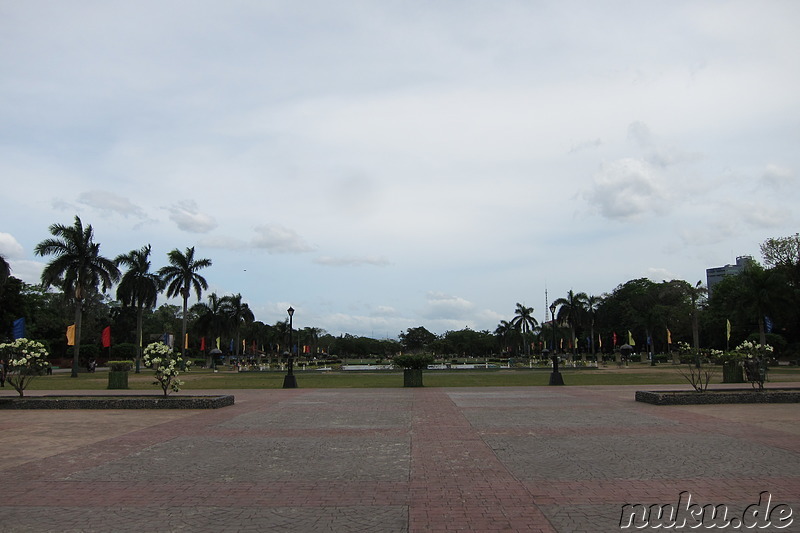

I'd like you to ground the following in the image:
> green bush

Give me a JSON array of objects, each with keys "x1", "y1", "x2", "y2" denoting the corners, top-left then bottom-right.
[
  {"x1": 107, "y1": 360, "x2": 133, "y2": 372},
  {"x1": 393, "y1": 353, "x2": 435, "y2": 369},
  {"x1": 112, "y1": 343, "x2": 138, "y2": 360}
]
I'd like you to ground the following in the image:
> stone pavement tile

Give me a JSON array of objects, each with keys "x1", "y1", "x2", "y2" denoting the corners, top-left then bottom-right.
[
  {"x1": 66, "y1": 435, "x2": 410, "y2": 482},
  {"x1": 0, "y1": 505, "x2": 408, "y2": 533},
  {"x1": 484, "y1": 433, "x2": 800, "y2": 480}
]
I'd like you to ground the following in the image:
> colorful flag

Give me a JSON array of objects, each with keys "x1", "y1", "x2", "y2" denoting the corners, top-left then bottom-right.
[
  {"x1": 102, "y1": 326, "x2": 111, "y2": 348},
  {"x1": 66, "y1": 324, "x2": 76, "y2": 346},
  {"x1": 765, "y1": 316, "x2": 774, "y2": 334},
  {"x1": 12, "y1": 317, "x2": 25, "y2": 339}
]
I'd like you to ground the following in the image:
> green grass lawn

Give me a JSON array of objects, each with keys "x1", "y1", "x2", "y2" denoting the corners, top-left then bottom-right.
[{"x1": 21, "y1": 365, "x2": 800, "y2": 392}]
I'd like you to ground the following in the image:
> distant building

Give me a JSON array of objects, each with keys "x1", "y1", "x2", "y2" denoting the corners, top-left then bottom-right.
[{"x1": 706, "y1": 256, "x2": 755, "y2": 295}]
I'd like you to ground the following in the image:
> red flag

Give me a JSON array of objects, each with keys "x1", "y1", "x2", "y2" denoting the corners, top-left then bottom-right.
[
  {"x1": 200, "y1": 337, "x2": 206, "y2": 351},
  {"x1": 613, "y1": 332, "x2": 618, "y2": 347},
  {"x1": 102, "y1": 326, "x2": 111, "y2": 348}
]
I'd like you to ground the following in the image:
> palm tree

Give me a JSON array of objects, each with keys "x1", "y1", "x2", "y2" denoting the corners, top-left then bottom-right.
[
  {"x1": 494, "y1": 320, "x2": 514, "y2": 354},
  {"x1": 115, "y1": 245, "x2": 162, "y2": 372},
  {"x1": 553, "y1": 290, "x2": 589, "y2": 359},
  {"x1": 158, "y1": 247, "x2": 212, "y2": 358},
  {"x1": 737, "y1": 264, "x2": 788, "y2": 348},
  {"x1": 510, "y1": 303, "x2": 538, "y2": 358},
  {"x1": 35, "y1": 216, "x2": 120, "y2": 377},
  {"x1": 192, "y1": 292, "x2": 229, "y2": 367},
  {"x1": 585, "y1": 294, "x2": 604, "y2": 360},
  {"x1": 686, "y1": 281, "x2": 707, "y2": 351},
  {"x1": 222, "y1": 293, "x2": 255, "y2": 357}
]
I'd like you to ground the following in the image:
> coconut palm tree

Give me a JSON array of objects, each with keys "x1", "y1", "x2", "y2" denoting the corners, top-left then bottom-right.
[
  {"x1": 510, "y1": 303, "x2": 538, "y2": 358},
  {"x1": 192, "y1": 292, "x2": 229, "y2": 367},
  {"x1": 158, "y1": 247, "x2": 212, "y2": 358},
  {"x1": 221, "y1": 293, "x2": 254, "y2": 357},
  {"x1": 35, "y1": 216, "x2": 120, "y2": 377},
  {"x1": 553, "y1": 290, "x2": 588, "y2": 359},
  {"x1": 494, "y1": 320, "x2": 514, "y2": 355},
  {"x1": 115, "y1": 245, "x2": 162, "y2": 372},
  {"x1": 585, "y1": 294, "x2": 604, "y2": 359}
]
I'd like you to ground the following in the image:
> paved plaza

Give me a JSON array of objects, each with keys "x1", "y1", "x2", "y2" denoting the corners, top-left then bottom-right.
[{"x1": 0, "y1": 385, "x2": 798, "y2": 532}]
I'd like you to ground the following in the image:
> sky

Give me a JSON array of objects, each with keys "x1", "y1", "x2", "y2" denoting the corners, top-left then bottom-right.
[{"x1": 1, "y1": 1, "x2": 799, "y2": 338}]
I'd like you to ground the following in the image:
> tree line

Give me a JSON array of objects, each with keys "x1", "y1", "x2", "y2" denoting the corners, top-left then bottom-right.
[{"x1": 1, "y1": 217, "x2": 798, "y2": 372}]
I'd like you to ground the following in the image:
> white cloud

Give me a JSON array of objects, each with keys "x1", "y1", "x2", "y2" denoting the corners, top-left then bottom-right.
[
  {"x1": 251, "y1": 224, "x2": 314, "y2": 254},
  {"x1": 0, "y1": 233, "x2": 25, "y2": 258},
  {"x1": 585, "y1": 158, "x2": 668, "y2": 221},
  {"x1": 77, "y1": 190, "x2": 146, "y2": 218},
  {"x1": 314, "y1": 255, "x2": 390, "y2": 267},
  {"x1": 761, "y1": 164, "x2": 795, "y2": 189},
  {"x1": 167, "y1": 201, "x2": 217, "y2": 233}
]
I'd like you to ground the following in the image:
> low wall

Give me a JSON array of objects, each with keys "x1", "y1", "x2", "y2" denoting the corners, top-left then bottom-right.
[
  {"x1": 635, "y1": 388, "x2": 800, "y2": 405},
  {"x1": 0, "y1": 395, "x2": 235, "y2": 409}
]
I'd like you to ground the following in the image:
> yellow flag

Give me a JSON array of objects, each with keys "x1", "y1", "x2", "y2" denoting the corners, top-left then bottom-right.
[
  {"x1": 216, "y1": 337, "x2": 221, "y2": 349},
  {"x1": 66, "y1": 324, "x2": 76, "y2": 346},
  {"x1": 628, "y1": 331, "x2": 635, "y2": 346},
  {"x1": 726, "y1": 319, "x2": 731, "y2": 341},
  {"x1": 667, "y1": 328, "x2": 672, "y2": 344},
  {"x1": 185, "y1": 333, "x2": 189, "y2": 349}
]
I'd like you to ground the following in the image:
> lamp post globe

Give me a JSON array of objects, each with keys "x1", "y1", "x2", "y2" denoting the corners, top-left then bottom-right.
[{"x1": 283, "y1": 306, "x2": 298, "y2": 388}]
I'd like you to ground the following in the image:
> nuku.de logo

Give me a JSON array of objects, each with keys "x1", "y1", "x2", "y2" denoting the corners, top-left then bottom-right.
[{"x1": 619, "y1": 491, "x2": 793, "y2": 529}]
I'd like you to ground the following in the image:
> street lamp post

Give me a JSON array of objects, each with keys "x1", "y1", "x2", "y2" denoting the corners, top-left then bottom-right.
[
  {"x1": 283, "y1": 306, "x2": 298, "y2": 389},
  {"x1": 549, "y1": 302, "x2": 564, "y2": 386}
]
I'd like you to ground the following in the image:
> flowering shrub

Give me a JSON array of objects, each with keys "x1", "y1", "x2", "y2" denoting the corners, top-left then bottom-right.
[
  {"x1": 0, "y1": 338, "x2": 50, "y2": 397},
  {"x1": 142, "y1": 341, "x2": 192, "y2": 396},
  {"x1": 733, "y1": 340, "x2": 773, "y2": 359}
]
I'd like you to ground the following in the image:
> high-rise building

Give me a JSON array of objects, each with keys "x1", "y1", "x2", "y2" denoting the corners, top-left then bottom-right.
[{"x1": 706, "y1": 256, "x2": 755, "y2": 295}]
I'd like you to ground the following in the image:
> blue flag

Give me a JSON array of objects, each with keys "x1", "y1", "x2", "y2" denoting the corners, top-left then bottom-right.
[
  {"x1": 764, "y1": 316, "x2": 774, "y2": 334},
  {"x1": 13, "y1": 317, "x2": 25, "y2": 339}
]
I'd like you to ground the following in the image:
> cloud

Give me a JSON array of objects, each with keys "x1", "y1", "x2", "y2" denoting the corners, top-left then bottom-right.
[
  {"x1": 0, "y1": 232, "x2": 25, "y2": 258},
  {"x1": 77, "y1": 190, "x2": 146, "y2": 218},
  {"x1": 422, "y1": 291, "x2": 475, "y2": 320},
  {"x1": 199, "y1": 235, "x2": 249, "y2": 250},
  {"x1": 314, "y1": 255, "x2": 390, "y2": 267},
  {"x1": 584, "y1": 158, "x2": 668, "y2": 221},
  {"x1": 761, "y1": 164, "x2": 795, "y2": 189},
  {"x1": 568, "y1": 138, "x2": 602, "y2": 154},
  {"x1": 167, "y1": 201, "x2": 217, "y2": 233},
  {"x1": 252, "y1": 224, "x2": 314, "y2": 253}
]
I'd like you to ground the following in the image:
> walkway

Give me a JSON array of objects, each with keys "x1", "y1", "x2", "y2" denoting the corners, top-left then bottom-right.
[{"x1": 0, "y1": 385, "x2": 798, "y2": 532}]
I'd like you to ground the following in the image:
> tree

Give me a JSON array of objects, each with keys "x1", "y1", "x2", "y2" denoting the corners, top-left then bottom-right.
[
  {"x1": 399, "y1": 326, "x2": 436, "y2": 353},
  {"x1": 192, "y1": 292, "x2": 229, "y2": 366},
  {"x1": 0, "y1": 254, "x2": 10, "y2": 287},
  {"x1": 510, "y1": 303, "x2": 538, "y2": 357},
  {"x1": 737, "y1": 264, "x2": 789, "y2": 348},
  {"x1": 553, "y1": 290, "x2": 588, "y2": 358},
  {"x1": 115, "y1": 245, "x2": 162, "y2": 370},
  {"x1": 585, "y1": 294, "x2": 603, "y2": 357},
  {"x1": 494, "y1": 320, "x2": 515, "y2": 355},
  {"x1": 222, "y1": 293, "x2": 255, "y2": 357},
  {"x1": 158, "y1": 247, "x2": 212, "y2": 358},
  {"x1": 35, "y1": 216, "x2": 120, "y2": 377}
]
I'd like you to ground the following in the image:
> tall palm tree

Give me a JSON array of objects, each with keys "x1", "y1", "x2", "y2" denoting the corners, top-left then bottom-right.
[
  {"x1": 737, "y1": 264, "x2": 788, "y2": 348},
  {"x1": 553, "y1": 290, "x2": 589, "y2": 358},
  {"x1": 35, "y1": 216, "x2": 120, "y2": 377},
  {"x1": 115, "y1": 245, "x2": 162, "y2": 371},
  {"x1": 494, "y1": 320, "x2": 514, "y2": 354},
  {"x1": 222, "y1": 293, "x2": 254, "y2": 357},
  {"x1": 192, "y1": 292, "x2": 229, "y2": 367},
  {"x1": 688, "y1": 281, "x2": 707, "y2": 352},
  {"x1": 585, "y1": 294, "x2": 604, "y2": 358},
  {"x1": 158, "y1": 246, "x2": 212, "y2": 358},
  {"x1": 510, "y1": 303, "x2": 538, "y2": 357}
]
